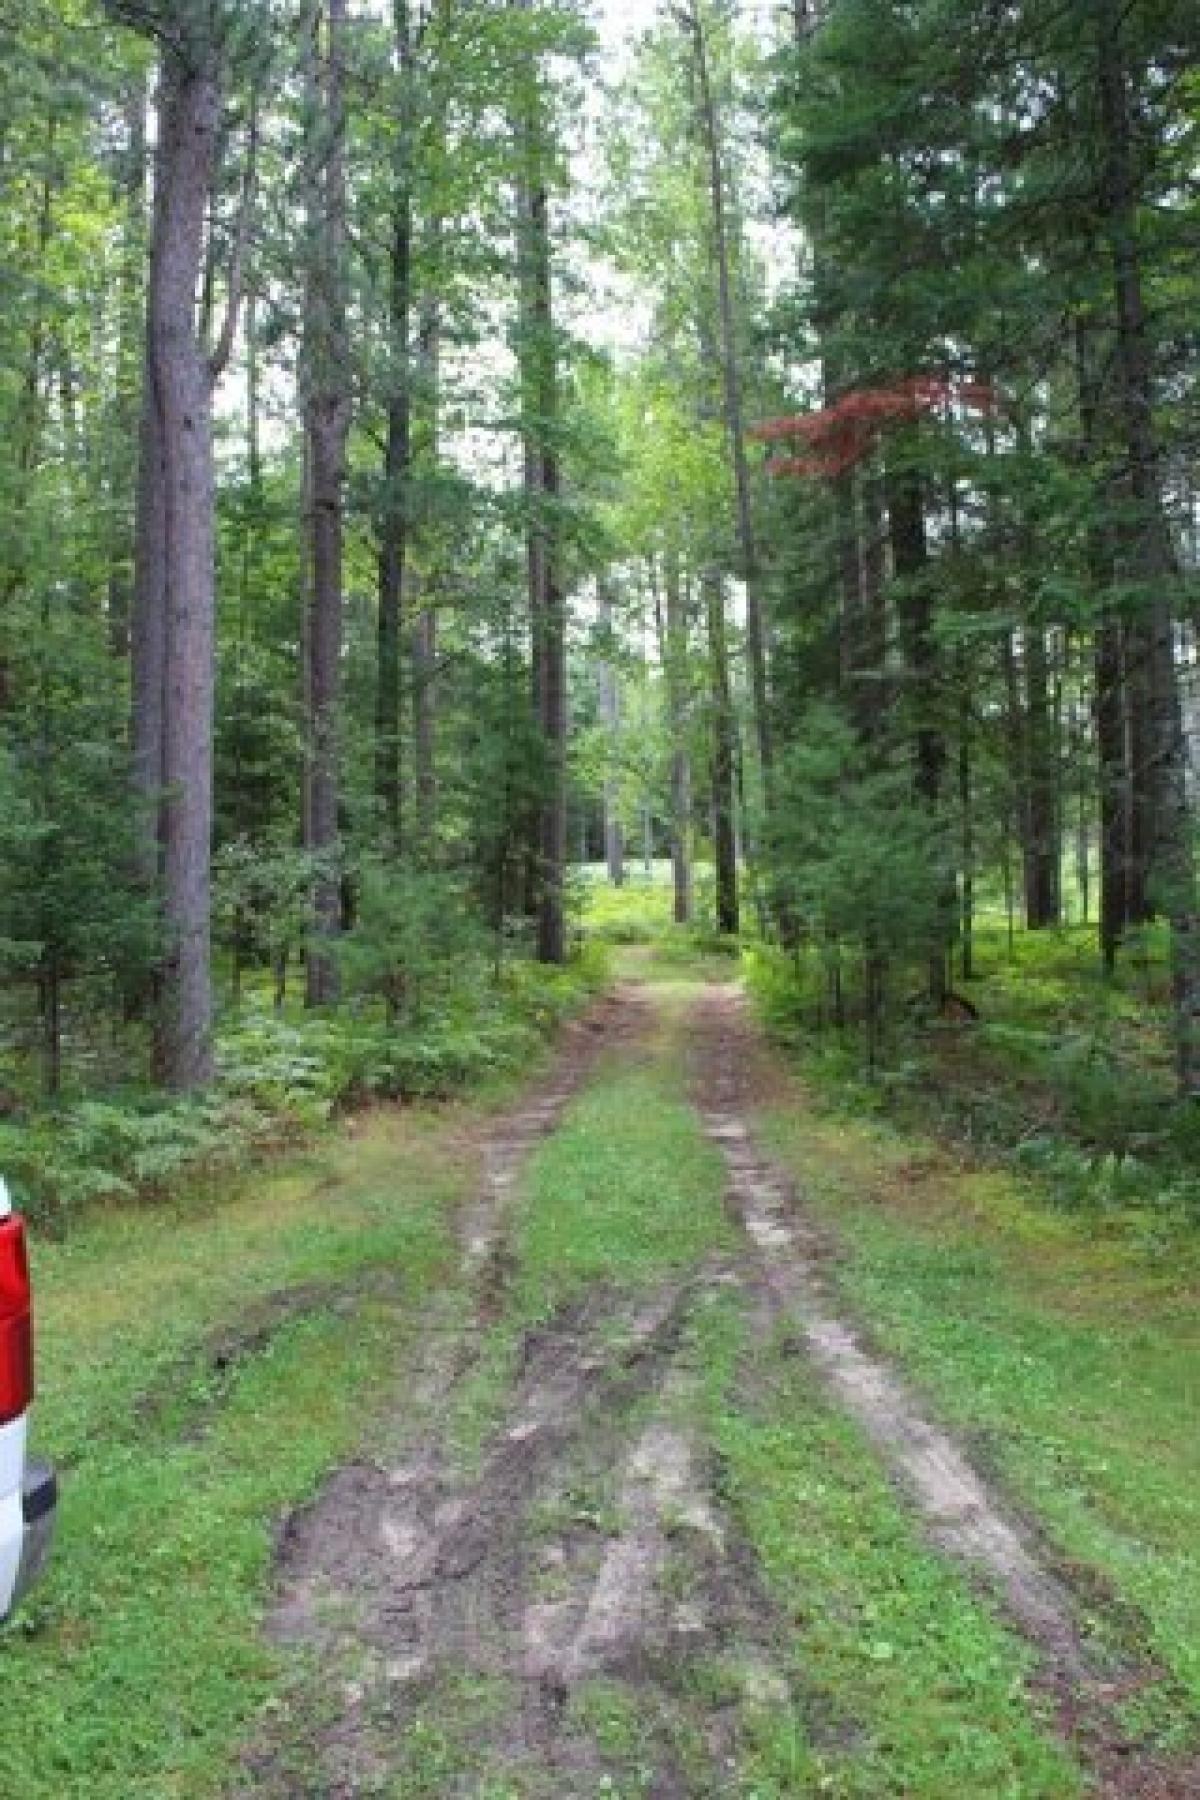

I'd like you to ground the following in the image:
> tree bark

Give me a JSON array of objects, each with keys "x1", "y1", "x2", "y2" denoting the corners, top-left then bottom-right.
[
  {"x1": 109, "y1": 73, "x2": 147, "y2": 661},
  {"x1": 665, "y1": 554, "x2": 693, "y2": 924},
  {"x1": 958, "y1": 651, "x2": 974, "y2": 981},
  {"x1": 303, "y1": 0, "x2": 351, "y2": 1007},
  {"x1": 1096, "y1": 1, "x2": 1200, "y2": 1091},
  {"x1": 684, "y1": 1, "x2": 774, "y2": 815},
  {"x1": 130, "y1": 338, "x2": 166, "y2": 891},
  {"x1": 1095, "y1": 621, "x2": 1127, "y2": 966},
  {"x1": 1076, "y1": 314, "x2": 1127, "y2": 968},
  {"x1": 597, "y1": 582, "x2": 624, "y2": 888},
  {"x1": 888, "y1": 461, "x2": 942, "y2": 808},
  {"x1": 704, "y1": 569, "x2": 738, "y2": 936},
  {"x1": 412, "y1": 283, "x2": 441, "y2": 859},
  {"x1": 860, "y1": 468, "x2": 888, "y2": 725},
  {"x1": 1123, "y1": 618, "x2": 1153, "y2": 926},
  {"x1": 887, "y1": 455, "x2": 948, "y2": 1005},
  {"x1": 1024, "y1": 625, "x2": 1061, "y2": 928},
  {"x1": 375, "y1": 0, "x2": 413, "y2": 854},
  {"x1": 138, "y1": 45, "x2": 224, "y2": 1088},
  {"x1": 1, "y1": 112, "x2": 58, "y2": 713},
  {"x1": 514, "y1": 28, "x2": 567, "y2": 965}
]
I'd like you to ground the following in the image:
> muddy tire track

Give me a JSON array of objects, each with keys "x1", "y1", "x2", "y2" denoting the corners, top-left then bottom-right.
[
  {"x1": 247, "y1": 1281, "x2": 733, "y2": 1797},
  {"x1": 238, "y1": 971, "x2": 1200, "y2": 1798},
  {"x1": 240, "y1": 978, "x2": 809, "y2": 1798},
  {"x1": 240, "y1": 988, "x2": 652, "y2": 1794},
  {"x1": 689, "y1": 981, "x2": 1200, "y2": 1800},
  {"x1": 241, "y1": 986, "x2": 804, "y2": 1797},
  {"x1": 253, "y1": 1265, "x2": 807, "y2": 1797}
]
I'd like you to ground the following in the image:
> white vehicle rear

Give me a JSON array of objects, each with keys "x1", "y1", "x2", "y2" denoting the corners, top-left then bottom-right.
[{"x1": 0, "y1": 1177, "x2": 55, "y2": 1620}]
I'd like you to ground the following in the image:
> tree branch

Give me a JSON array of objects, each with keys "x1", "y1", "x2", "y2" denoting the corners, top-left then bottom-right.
[{"x1": 208, "y1": 96, "x2": 258, "y2": 384}]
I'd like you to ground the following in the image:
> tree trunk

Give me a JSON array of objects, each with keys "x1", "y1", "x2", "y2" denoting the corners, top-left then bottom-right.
[
  {"x1": 412, "y1": 283, "x2": 441, "y2": 859},
  {"x1": 130, "y1": 344, "x2": 166, "y2": 897},
  {"x1": 665, "y1": 555, "x2": 692, "y2": 924},
  {"x1": 1123, "y1": 618, "x2": 1153, "y2": 925},
  {"x1": 1096, "y1": 0, "x2": 1200, "y2": 1091},
  {"x1": 887, "y1": 455, "x2": 948, "y2": 1005},
  {"x1": 138, "y1": 46, "x2": 224, "y2": 1088},
  {"x1": 704, "y1": 569, "x2": 738, "y2": 936},
  {"x1": 958, "y1": 655, "x2": 974, "y2": 982},
  {"x1": 375, "y1": 0, "x2": 413, "y2": 854},
  {"x1": 597, "y1": 583, "x2": 624, "y2": 887},
  {"x1": 0, "y1": 112, "x2": 57, "y2": 712},
  {"x1": 685, "y1": 1, "x2": 774, "y2": 817},
  {"x1": 303, "y1": 0, "x2": 351, "y2": 1007},
  {"x1": 861, "y1": 468, "x2": 888, "y2": 726},
  {"x1": 515, "y1": 30, "x2": 567, "y2": 966},
  {"x1": 834, "y1": 471, "x2": 866, "y2": 714},
  {"x1": 1076, "y1": 314, "x2": 1127, "y2": 968},
  {"x1": 108, "y1": 73, "x2": 147, "y2": 660},
  {"x1": 1024, "y1": 625, "x2": 1061, "y2": 928},
  {"x1": 1095, "y1": 621, "x2": 1126, "y2": 967}
]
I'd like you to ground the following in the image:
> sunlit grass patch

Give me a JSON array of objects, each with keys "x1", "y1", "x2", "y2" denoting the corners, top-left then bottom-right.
[
  {"x1": 580, "y1": 863, "x2": 680, "y2": 945},
  {"x1": 517, "y1": 1045, "x2": 732, "y2": 1313}
]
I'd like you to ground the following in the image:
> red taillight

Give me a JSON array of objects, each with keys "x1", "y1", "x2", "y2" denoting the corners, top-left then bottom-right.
[{"x1": 0, "y1": 1215, "x2": 32, "y2": 1425}]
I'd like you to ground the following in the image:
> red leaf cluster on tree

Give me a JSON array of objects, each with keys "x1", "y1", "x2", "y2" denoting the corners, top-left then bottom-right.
[{"x1": 749, "y1": 377, "x2": 999, "y2": 480}]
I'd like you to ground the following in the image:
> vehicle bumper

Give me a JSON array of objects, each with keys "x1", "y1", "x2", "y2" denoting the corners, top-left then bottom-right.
[{"x1": 9, "y1": 1462, "x2": 56, "y2": 1612}]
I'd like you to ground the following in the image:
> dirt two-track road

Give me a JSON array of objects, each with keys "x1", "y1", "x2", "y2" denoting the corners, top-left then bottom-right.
[{"x1": 237, "y1": 968, "x2": 1199, "y2": 1800}]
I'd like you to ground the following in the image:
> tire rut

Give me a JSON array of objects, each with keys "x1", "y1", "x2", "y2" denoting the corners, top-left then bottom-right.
[
  {"x1": 241, "y1": 987, "x2": 651, "y2": 1794},
  {"x1": 243, "y1": 975, "x2": 804, "y2": 1796},
  {"x1": 252, "y1": 1280, "x2": 705, "y2": 1797},
  {"x1": 690, "y1": 981, "x2": 1200, "y2": 1800},
  {"x1": 241, "y1": 971, "x2": 1194, "y2": 1797}
]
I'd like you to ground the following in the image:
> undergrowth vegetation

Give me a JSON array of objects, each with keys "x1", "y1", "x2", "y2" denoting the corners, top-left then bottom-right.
[
  {"x1": 747, "y1": 920, "x2": 1200, "y2": 1224},
  {"x1": 581, "y1": 863, "x2": 738, "y2": 959},
  {"x1": 578, "y1": 868, "x2": 1200, "y2": 1226},
  {"x1": 1, "y1": 945, "x2": 609, "y2": 1228}
]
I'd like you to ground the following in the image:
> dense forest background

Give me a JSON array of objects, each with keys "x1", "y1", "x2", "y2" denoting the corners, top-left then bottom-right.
[{"x1": 2, "y1": 0, "x2": 1199, "y2": 1218}]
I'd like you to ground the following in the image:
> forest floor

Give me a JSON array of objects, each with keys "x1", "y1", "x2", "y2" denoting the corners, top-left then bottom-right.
[{"x1": 5, "y1": 945, "x2": 1199, "y2": 1797}]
